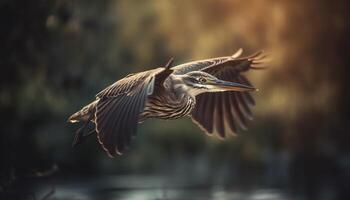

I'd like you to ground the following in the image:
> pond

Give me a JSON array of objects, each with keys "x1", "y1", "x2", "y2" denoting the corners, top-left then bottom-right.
[{"x1": 34, "y1": 175, "x2": 290, "y2": 200}]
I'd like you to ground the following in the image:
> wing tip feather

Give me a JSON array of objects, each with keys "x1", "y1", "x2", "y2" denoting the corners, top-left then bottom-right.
[{"x1": 232, "y1": 48, "x2": 243, "y2": 58}]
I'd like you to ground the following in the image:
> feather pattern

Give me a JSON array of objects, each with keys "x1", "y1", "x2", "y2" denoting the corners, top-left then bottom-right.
[
  {"x1": 190, "y1": 50, "x2": 266, "y2": 137},
  {"x1": 94, "y1": 68, "x2": 171, "y2": 157}
]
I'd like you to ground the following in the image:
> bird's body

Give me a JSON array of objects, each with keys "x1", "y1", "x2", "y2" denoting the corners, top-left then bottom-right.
[
  {"x1": 68, "y1": 49, "x2": 267, "y2": 157},
  {"x1": 141, "y1": 88, "x2": 195, "y2": 121}
]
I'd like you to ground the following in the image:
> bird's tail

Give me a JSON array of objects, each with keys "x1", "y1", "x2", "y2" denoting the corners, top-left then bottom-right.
[{"x1": 67, "y1": 100, "x2": 98, "y2": 123}]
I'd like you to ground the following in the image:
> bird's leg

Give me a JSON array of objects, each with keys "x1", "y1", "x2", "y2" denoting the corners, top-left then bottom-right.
[
  {"x1": 72, "y1": 128, "x2": 95, "y2": 148},
  {"x1": 72, "y1": 114, "x2": 95, "y2": 148}
]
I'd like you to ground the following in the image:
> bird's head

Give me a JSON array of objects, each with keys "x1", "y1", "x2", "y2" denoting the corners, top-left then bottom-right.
[{"x1": 175, "y1": 71, "x2": 256, "y2": 97}]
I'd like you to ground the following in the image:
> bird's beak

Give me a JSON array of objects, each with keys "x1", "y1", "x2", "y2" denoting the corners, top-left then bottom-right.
[{"x1": 208, "y1": 79, "x2": 257, "y2": 92}]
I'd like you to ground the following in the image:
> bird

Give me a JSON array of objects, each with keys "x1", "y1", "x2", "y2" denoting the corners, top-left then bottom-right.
[{"x1": 67, "y1": 49, "x2": 267, "y2": 157}]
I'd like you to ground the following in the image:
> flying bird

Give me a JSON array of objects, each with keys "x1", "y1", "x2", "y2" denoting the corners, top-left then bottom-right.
[{"x1": 68, "y1": 49, "x2": 267, "y2": 157}]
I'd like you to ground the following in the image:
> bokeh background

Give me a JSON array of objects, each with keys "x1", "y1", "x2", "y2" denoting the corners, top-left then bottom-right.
[{"x1": 1, "y1": 0, "x2": 349, "y2": 199}]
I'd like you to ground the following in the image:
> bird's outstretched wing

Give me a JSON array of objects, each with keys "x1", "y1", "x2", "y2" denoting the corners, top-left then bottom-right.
[
  {"x1": 171, "y1": 48, "x2": 245, "y2": 74},
  {"x1": 95, "y1": 67, "x2": 173, "y2": 157},
  {"x1": 184, "y1": 49, "x2": 267, "y2": 138}
]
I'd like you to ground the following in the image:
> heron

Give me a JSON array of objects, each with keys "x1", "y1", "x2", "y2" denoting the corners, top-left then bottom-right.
[{"x1": 68, "y1": 49, "x2": 267, "y2": 157}]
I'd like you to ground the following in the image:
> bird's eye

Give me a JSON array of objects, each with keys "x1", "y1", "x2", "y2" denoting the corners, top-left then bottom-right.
[{"x1": 198, "y1": 77, "x2": 206, "y2": 83}]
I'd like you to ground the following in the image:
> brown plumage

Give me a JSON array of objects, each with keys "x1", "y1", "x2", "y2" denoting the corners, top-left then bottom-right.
[{"x1": 68, "y1": 49, "x2": 267, "y2": 157}]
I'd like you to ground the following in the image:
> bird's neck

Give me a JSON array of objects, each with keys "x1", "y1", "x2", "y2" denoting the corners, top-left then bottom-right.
[{"x1": 166, "y1": 75, "x2": 194, "y2": 100}]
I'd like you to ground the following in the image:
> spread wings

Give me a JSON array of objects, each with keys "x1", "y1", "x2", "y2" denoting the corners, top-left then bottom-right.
[
  {"x1": 180, "y1": 49, "x2": 267, "y2": 138},
  {"x1": 94, "y1": 67, "x2": 172, "y2": 157}
]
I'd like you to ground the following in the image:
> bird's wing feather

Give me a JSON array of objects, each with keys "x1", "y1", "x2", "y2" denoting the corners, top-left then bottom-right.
[
  {"x1": 190, "y1": 50, "x2": 267, "y2": 138},
  {"x1": 94, "y1": 67, "x2": 172, "y2": 157},
  {"x1": 171, "y1": 49, "x2": 244, "y2": 74}
]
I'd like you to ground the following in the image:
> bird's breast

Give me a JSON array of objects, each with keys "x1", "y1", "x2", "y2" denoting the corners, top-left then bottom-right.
[{"x1": 140, "y1": 94, "x2": 196, "y2": 120}]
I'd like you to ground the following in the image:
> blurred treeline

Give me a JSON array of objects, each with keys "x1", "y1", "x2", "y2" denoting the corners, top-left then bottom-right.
[{"x1": 1, "y1": 0, "x2": 349, "y2": 199}]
